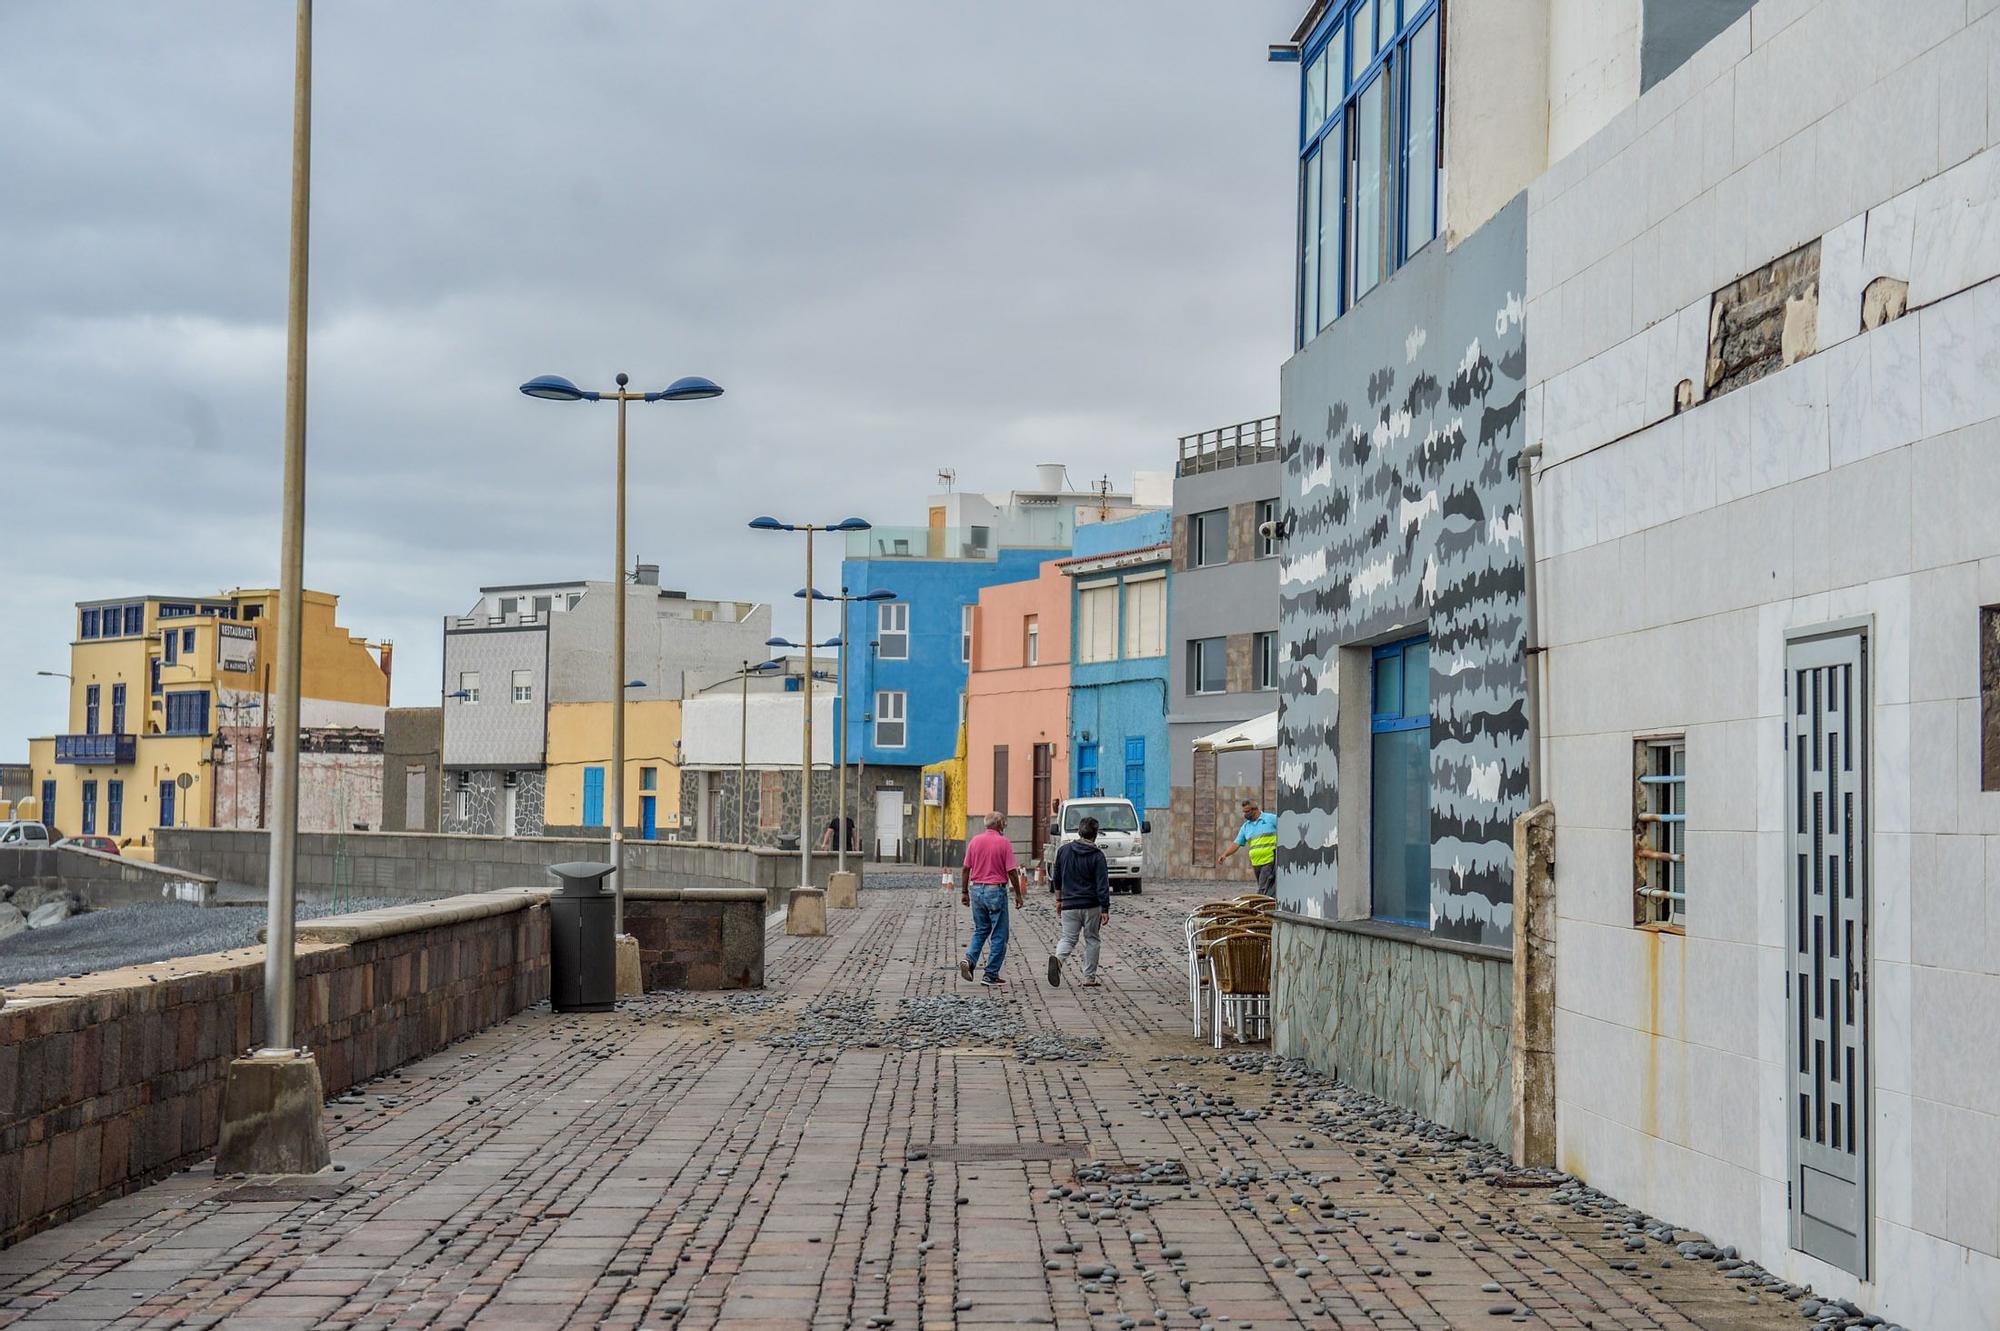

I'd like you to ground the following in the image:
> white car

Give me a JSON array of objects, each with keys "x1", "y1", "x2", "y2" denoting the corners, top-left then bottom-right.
[
  {"x1": 1043, "y1": 797, "x2": 1149, "y2": 894},
  {"x1": 0, "y1": 820, "x2": 53, "y2": 846}
]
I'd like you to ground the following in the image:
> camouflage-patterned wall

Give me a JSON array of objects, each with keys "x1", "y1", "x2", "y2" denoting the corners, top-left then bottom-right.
[{"x1": 1276, "y1": 195, "x2": 1529, "y2": 949}]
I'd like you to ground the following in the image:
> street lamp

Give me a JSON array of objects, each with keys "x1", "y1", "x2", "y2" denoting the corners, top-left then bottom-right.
[
  {"x1": 749, "y1": 515, "x2": 870, "y2": 932},
  {"x1": 523, "y1": 371, "x2": 723, "y2": 953},
  {"x1": 35, "y1": 670, "x2": 73, "y2": 682},
  {"x1": 795, "y1": 587, "x2": 895, "y2": 879},
  {"x1": 694, "y1": 660, "x2": 783, "y2": 843}
]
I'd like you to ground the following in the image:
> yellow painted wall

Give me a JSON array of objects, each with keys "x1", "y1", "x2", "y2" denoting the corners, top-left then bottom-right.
[
  {"x1": 544, "y1": 699, "x2": 683, "y2": 834},
  {"x1": 230, "y1": 589, "x2": 390, "y2": 708},
  {"x1": 919, "y1": 723, "x2": 968, "y2": 843}
]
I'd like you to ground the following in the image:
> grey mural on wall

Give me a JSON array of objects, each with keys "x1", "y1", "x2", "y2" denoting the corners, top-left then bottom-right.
[
  {"x1": 1276, "y1": 196, "x2": 1530, "y2": 949},
  {"x1": 511, "y1": 770, "x2": 546, "y2": 837},
  {"x1": 441, "y1": 768, "x2": 501, "y2": 836}
]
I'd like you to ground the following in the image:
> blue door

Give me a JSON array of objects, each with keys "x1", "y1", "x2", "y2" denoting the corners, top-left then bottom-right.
[
  {"x1": 40, "y1": 780, "x2": 56, "y2": 833},
  {"x1": 582, "y1": 766, "x2": 604, "y2": 827},
  {"x1": 1370, "y1": 635, "x2": 1432, "y2": 927},
  {"x1": 81, "y1": 781, "x2": 98, "y2": 835},
  {"x1": 159, "y1": 780, "x2": 176, "y2": 829},
  {"x1": 1123, "y1": 737, "x2": 1146, "y2": 808},
  {"x1": 107, "y1": 780, "x2": 123, "y2": 836},
  {"x1": 1076, "y1": 743, "x2": 1099, "y2": 798},
  {"x1": 641, "y1": 795, "x2": 657, "y2": 840}
]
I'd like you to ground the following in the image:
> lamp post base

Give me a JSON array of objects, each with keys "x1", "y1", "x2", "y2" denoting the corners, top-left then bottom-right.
[
  {"x1": 215, "y1": 1049, "x2": 330, "y2": 1177},
  {"x1": 785, "y1": 886, "x2": 827, "y2": 936},
  {"x1": 827, "y1": 871, "x2": 859, "y2": 910},
  {"x1": 614, "y1": 934, "x2": 643, "y2": 997}
]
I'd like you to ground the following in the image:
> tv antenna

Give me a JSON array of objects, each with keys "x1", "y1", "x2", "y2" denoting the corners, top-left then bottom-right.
[{"x1": 937, "y1": 468, "x2": 957, "y2": 493}]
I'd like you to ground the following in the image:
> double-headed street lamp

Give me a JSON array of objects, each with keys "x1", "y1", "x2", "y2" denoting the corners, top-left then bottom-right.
[
  {"x1": 762, "y1": 632, "x2": 841, "y2": 888},
  {"x1": 691, "y1": 659, "x2": 785, "y2": 843},
  {"x1": 748, "y1": 516, "x2": 870, "y2": 925},
  {"x1": 795, "y1": 587, "x2": 895, "y2": 877},
  {"x1": 523, "y1": 372, "x2": 723, "y2": 944}
]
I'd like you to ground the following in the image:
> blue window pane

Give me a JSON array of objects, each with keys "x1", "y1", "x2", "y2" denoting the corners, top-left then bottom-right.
[
  {"x1": 1370, "y1": 726, "x2": 1429, "y2": 925},
  {"x1": 1350, "y1": 0, "x2": 1374, "y2": 83},
  {"x1": 1373, "y1": 652, "x2": 1401, "y2": 716},
  {"x1": 182, "y1": 628, "x2": 195, "y2": 652},
  {"x1": 81, "y1": 609, "x2": 100, "y2": 639},
  {"x1": 1402, "y1": 638, "x2": 1430, "y2": 715},
  {"x1": 1304, "y1": 47, "x2": 1327, "y2": 139},
  {"x1": 1301, "y1": 147, "x2": 1322, "y2": 337},
  {"x1": 1403, "y1": 12, "x2": 1440, "y2": 258},
  {"x1": 107, "y1": 781, "x2": 123, "y2": 837},
  {"x1": 1350, "y1": 71, "x2": 1392, "y2": 302},
  {"x1": 164, "y1": 631, "x2": 178, "y2": 665},
  {"x1": 124, "y1": 605, "x2": 143, "y2": 635}
]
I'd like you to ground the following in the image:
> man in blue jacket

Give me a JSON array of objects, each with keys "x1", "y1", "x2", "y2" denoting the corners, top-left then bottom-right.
[{"x1": 1046, "y1": 816, "x2": 1111, "y2": 988}]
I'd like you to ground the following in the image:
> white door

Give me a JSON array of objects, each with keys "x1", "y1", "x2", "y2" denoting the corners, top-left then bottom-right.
[
  {"x1": 875, "y1": 788, "x2": 904, "y2": 860},
  {"x1": 502, "y1": 781, "x2": 518, "y2": 838}
]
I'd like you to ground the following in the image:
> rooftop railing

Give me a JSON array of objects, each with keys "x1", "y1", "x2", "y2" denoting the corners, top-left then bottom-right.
[
  {"x1": 1176, "y1": 415, "x2": 1280, "y2": 477},
  {"x1": 56, "y1": 733, "x2": 136, "y2": 765}
]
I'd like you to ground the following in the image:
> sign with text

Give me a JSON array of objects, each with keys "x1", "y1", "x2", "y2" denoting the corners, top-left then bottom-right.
[{"x1": 218, "y1": 623, "x2": 258, "y2": 673}]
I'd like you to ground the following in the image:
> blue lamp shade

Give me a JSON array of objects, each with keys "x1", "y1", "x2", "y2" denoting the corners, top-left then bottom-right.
[
  {"x1": 859, "y1": 589, "x2": 896, "y2": 601},
  {"x1": 658, "y1": 375, "x2": 724, "y2": 401},
  {"x1": 833, "y1": 517, "x2": 872, "y2": 532},
  {"x1": 792, "y1": 588, "x2": 835, "y2": 600},
  {"x1": 625, "y1": 679, "x2": 647, "y2": 688},
  {"x1": 764, "y1": 636, "x2": 793, "y2": 648},
  {"x1": 520, "y1": 375, "x2": 586, "y2": 401},
  {"x1": 748, "y1": 516, "x2": 790, "y2": 532}
]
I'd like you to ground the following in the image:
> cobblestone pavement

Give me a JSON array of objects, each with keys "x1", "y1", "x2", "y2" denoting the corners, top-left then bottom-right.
[{"x1": 0, "y1": 881, "x2": 1814, "y2": 1331}]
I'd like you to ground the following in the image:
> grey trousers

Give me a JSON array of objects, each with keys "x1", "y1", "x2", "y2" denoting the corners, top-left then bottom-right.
[{"x1": 1055, "y1": 907, "x2": 1103, "y2": 979}]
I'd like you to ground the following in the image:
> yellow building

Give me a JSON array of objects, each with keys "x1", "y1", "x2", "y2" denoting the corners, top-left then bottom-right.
[
  {"x1": 25, "y1": 589, "x2": 389, "y2": 855},
  {"x1": 543, "y1": 699, "x2": 683, "y2": 838}
]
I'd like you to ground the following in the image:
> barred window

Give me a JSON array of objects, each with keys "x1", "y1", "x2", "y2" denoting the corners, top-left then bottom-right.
[{"x1": 1636, "y1": 738, "x2": 1686, "y2": 928}]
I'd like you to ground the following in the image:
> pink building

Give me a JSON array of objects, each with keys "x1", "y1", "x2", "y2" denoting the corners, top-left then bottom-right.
[{"x1": 963, "y1": 560, "x2": 1071, "y2": 866}]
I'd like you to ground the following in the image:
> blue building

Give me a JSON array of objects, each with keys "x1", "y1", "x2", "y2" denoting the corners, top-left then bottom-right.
[{"x1": 1060, "y1": 511, "x2": 1172, "y2": 818}]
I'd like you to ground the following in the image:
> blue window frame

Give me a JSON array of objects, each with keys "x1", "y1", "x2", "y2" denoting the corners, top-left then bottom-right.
[
  {"x1": 123, "y1": 604, "x2": 143, "y2": 636},
  {"x1": 1369, "y1": 635, "x2": 1431, "y2": 927},
  {"x1": 182, "y1": 628, "x2": 196, "y2": 653},
  {"x1": 1297, "y1": 0, "x2": 1444, "y2": 346},
  {"x1": 80, "y1": 608, "x2": 101, "y2": 639},
  {"x1": 150, "y1": 658, "x2": 162, "y2": 696},
  {"x1": 110, "y1": 683, "x2": 126, "y2": 734},
  {"x1": 85, "y1": 685, "x2": 100, "y2": 736},
  {"x1": 164, "y1": 690, "x2": 209, "y2": 736},
  {"x1": 163, "y1": 629, "x2": 178, "y2": 665},
  {"x1": 583, "y1": 766, "x2": 605, "y2": 826},
  {"x1": 159, "y1": 780, "x2": 176, "y2": 829},
  {"x1": 40, "y1": 779, "x2": 56, "y2": 832},
  {"x1": 1123, "y1": 737, "x2": 1146, "y2": 808},
  {"x1": 81, "y1": 780, "x2": 98, "y2": 835},
  {"x1": 1076, "y1": 743, "x2": 1100, "y2": 799},
  {"x1": 107, "y1": 780, "x2": 123, "y2": 837}
]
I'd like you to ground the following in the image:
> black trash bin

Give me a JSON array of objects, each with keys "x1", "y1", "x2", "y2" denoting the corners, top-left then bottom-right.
[{"x1": 547, "y1": 861, "x2": 617, "y2": 1013}]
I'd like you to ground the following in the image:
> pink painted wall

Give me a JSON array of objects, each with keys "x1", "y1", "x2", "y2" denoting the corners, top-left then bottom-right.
[{"x1": 964, "y1": 561, "x2": 1071, "y2": 840}]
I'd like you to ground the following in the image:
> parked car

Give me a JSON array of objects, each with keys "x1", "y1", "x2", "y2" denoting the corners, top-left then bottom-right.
[
  {"x1": 57, "y1": 835, "x2": 120, "y2": 856},
  {"x1": 0, "y1": 820, "x2": 53, "y2": 846},
  {"x1": 1043, "y1": 797, "x2": 1149, "y2": 894}
]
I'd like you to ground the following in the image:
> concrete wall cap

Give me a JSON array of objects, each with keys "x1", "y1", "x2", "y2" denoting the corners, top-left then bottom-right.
[{"x1": 291, "y1": 889, "x2": 548, "y2": 944}]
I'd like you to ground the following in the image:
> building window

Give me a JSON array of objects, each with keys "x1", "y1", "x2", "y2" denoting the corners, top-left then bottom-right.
[
  {"x1": 1079, "y1": 582, "x2": 1119, "y2": 663},
  {"x1": 80, "y1": 608, "x2": 101, "y2": 639},
  {"x1": 499, "y1": 597, "x2": 519, "y2": 616},
  {"x1": 110, "y1": 683, "x2": 126, "y2": 734},
  {"x1": 181, "y1": 628, "x2": 195, "y2": 653},
  {"x1": 566, "y1": 593, "x2": 583, "y2": 610},
  {"x1": 1192, "y1": 509, "x2": 1229, "y2": 567},
  {"x1": 534, "y1": 595, "x2": 552, "y2": 615},
  {"x1": 1254, "y1": 631, "x2": 1279, "y2": 691},
  {"x1": 1123, "y1": 574, "x2": 1167, "y2": 659},
  {"x1": 163, "y1": 630, "x2": 177, "y2": 665},
  {"x1": 1297, "y1": 0, "x2": 1444, "y2": 344},
  {"x1": 159, "y1": 603, "x2": 194, "y2": 619},
  {"x1": 640, "y1": 766, "x2": 657, "y2": 792},
  {"x1": 1189, "y1": 637, "x2": 1227, "y2": 695},
  {"x1": 106, "y1": 780, "x2": 123, "y2": 837},
  {"x1": 85, "y1": 685, "x2": 100, "y2": 736},
  {"x1": 1636, "y1": 738, "x2": 1686, "y2": 928},
  {"x1": 123, "y1": 605, "x2": 143, "y2": 636},
  {"x1": 874, "y1": 690, "x2": 907, "y2": 748},
  {"x1": 150, "y1": 658, "x2": 161, "y2": 696},
  {"x1": 1257, "y1": 499, "x2": 1280, "y2": 558},
  {"x1": 1982, "y1": 606, "x2": 1999, "y2": 791},
  {"x1": 164, "y1": 691, "x2": 210, "y2": 736},
  {"x1": 502, "y1": 769, "x2": 517, "y2": 788},
  {"x1": 878, "y1": 602, "x2": 910, "y2": 660},
  {"x1": 1024, "y1": 615, "x2": 1040, "y2": 666},
  {"x1": 511, "y1": 669, "x2": 532, "y2": 703},
  {"x1": 81, "y1": 780, "x2": 98, "y2": 835},
  {"x1": 758, "y1": 769, "x2": 784, "y2": 829},
  {"x1": 962, "y1": 604, "x2": 974, "y2": 663},
  {"x1": 1370, "y1": 635, "x2": 1431, "y2": 928},
  {"x1": 458, "y1": 671, "x2": 480, "y2": 704},
  {"x1": 457, "y1": 770, "x2": 473, "y2": 824},
  {"x1": 1076, "y1": 742, "x2": 1100, "y2": 798}
]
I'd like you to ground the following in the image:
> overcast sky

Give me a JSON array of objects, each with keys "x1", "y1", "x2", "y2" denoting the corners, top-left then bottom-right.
[{"x1": 0, "y1": 1, "x2": 1297, "y2": 755}]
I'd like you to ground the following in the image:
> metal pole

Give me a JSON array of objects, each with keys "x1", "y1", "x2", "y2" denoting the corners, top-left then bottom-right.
[
  {"x1": 260, "y1": 0, "x2": 311, "y2": 1055},
  {"x1": 1520, "y1": 443, "x2": 1544, "y2": 808},
  {"x1": 738, "y1": 659, "x2": 749, "y2": 845},
  {"x1": 800, "y1": 531, "x2": 814, "y2": 888},
  {"x1": 611, "y1": 375, "x2": 629, "y2": 935},
  {"x1": 836, "y1": 593, "x2": 848, "y2": 873}
]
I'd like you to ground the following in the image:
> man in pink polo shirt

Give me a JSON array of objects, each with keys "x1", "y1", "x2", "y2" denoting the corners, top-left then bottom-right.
[{"x1": 958, "y1": 811, "x2": 1026, "y2": 987}]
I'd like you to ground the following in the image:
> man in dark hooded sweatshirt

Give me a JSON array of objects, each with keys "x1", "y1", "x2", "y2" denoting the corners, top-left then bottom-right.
[{"x1": 1047, "y1": 815, "x2": 1111, "y2": 987}]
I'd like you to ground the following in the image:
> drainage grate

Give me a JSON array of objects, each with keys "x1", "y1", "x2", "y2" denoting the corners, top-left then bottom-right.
[
  {"x1": 222, "y1": 1179, "x2": 352, "y2": 1203},
  {"x1": 910, "y1": 1142, "x2": 1087, "y2": 1163}
]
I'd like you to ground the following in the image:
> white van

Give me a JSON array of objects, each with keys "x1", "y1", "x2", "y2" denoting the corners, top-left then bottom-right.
[{"x1": 1043, "y1": 797, "x2": 1148, "y2": 894}]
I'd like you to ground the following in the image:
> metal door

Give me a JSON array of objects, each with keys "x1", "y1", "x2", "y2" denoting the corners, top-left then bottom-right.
[
  {"x1": 875, "y1": 788, "x2": 904, "y2": 859},
  {"x1": 1031, "y1": 743, "x2": 1054, "y2": 862},
  {"x1": 1785, "y1": 627, "x2": 1870, "y2": 1277},
  {"x1": 992, "y1": 746, "x2": 1010, "y2": 817}
]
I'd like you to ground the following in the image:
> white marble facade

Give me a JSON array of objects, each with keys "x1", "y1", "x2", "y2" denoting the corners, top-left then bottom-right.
[{"x1": 1531, "y1": 0, "x2": 2000, "y2": 1323}]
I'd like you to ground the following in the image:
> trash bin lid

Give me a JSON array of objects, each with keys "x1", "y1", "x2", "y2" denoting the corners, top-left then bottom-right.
[{"x1": 548, "y1": 861, "x2": 616, "y2": 892}]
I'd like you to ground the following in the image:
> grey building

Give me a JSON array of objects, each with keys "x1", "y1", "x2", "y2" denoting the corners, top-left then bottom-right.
[
  {"x1": 1166, "y1": 418, "x2": 1281, "y2": 881},
  {"x1": 439, "y1": 568, "x2": 772, "y2": 837},
  {"x1": 381, "y1": 708, "x2": 441, "y2": 832}
]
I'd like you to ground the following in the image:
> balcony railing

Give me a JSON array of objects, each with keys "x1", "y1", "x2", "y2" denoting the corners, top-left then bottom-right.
[
  {"x1": 845, "y1": 517, "x2": 1073, "y2": 561},
  {"x1": 1177, "y1": 415, "x2": 1280, "y2": 477},
  {"x1": 56, "y1": 733, "x2": 136, "y2": 765}
]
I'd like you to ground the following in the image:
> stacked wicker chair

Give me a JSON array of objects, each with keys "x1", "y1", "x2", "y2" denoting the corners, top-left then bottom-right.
[{"x1": 1185, "y1": 895, "x2": 1276, "y2": 1046}]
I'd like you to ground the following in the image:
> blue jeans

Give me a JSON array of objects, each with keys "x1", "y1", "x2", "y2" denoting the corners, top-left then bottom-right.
[{"x1": 965, "y1": 885, "x2": 1011, "y2": 979}]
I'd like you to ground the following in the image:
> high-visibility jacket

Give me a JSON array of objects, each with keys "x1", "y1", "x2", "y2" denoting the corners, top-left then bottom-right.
[{"x1": 1236, "y1": 812, "x2": 1278, "y2": 867}]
